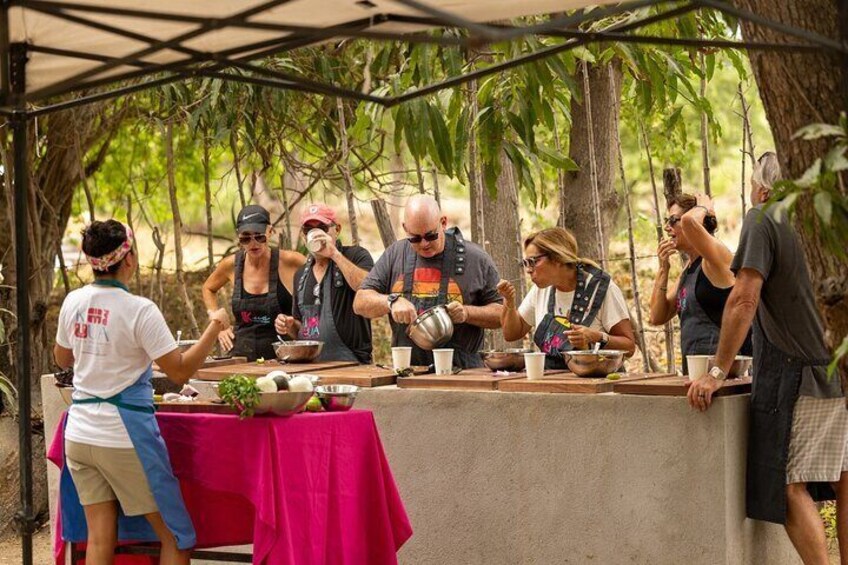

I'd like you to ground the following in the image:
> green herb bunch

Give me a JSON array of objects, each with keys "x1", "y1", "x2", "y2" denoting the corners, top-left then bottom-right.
[{"x1": 217, "y1": 375, "x2": 261, "y2": 419}]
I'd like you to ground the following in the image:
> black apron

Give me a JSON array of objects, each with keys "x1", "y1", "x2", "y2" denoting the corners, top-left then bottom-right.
[
  {"x1": 678, "y1": 258, "x2": 721, "y2": 374},
  {"x1": 230, "y1": 249, "x2": 283, "y2": 362},
  {"x1": 295, "y1": 245, "x2": 359, "y2": 363},
  {"x1": 746, "y1": 319, "x2": 835, "y2": 524},
  {"x1": 533, "y1": 263, "x2": 611, "y2": 370},
  {"x1": 393, "y1": 228, "x2": 481, "y2": 369}
]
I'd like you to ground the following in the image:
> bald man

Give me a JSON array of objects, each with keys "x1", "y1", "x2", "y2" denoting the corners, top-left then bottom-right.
[{"x1": 354, "y1": 195, "x2": 503, "y2": 369}]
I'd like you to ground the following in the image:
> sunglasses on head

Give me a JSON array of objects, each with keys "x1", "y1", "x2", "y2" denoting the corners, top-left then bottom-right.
[
  {"x1": 406, "y1": 230, "x2": 440, "y2": 244},
  {"x1": 664, "y1": 215, "x2": 682, "y2": 228},
  {"x1": 301, "y1": 223, "x2": 333, "y2": 235},
  {"x1": 238, "y1": 233, "x2": 267, "y2": 245},
  {"x1": 522, "y1": 254, "x2": 547, "y2": 269}
]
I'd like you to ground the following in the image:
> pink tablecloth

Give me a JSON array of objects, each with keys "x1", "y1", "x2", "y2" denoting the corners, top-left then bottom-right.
[{"x1": 47, "y1": 410, "x2": 412, "y2": 564}]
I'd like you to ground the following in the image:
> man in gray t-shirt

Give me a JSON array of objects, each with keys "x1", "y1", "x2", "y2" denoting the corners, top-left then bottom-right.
[{"x1": 354, "y1": 195, "x2": 503, "y2": 368}]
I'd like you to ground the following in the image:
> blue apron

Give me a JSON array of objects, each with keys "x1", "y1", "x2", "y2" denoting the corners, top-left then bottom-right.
[{"x1": 60, "y1": 281, "x2": 195, "y2": 549}]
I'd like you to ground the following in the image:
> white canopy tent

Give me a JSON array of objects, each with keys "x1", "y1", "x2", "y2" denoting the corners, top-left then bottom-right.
[{"x1": 1, "y1": 1, "x2": 844, "y2": 562}]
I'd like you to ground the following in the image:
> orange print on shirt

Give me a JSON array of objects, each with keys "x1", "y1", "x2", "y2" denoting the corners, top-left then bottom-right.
[{"x1": 391, "y1": 267, "x2": 463, "y2": 304}]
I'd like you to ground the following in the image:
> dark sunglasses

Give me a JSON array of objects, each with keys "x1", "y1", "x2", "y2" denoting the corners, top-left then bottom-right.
[
  {"x1": 406, "y1": 230, "x2": 440, "y2": 244},
  {"x1": 522, "y1": 254, "x2": 548, "y2": 269},
  {"x1": 301, "y1": 223, "x2": 334, "y2": 235},
  {"x1": 664, "y1": 215, "x2": 682, "y2": 228},
  {"x1": 238, "y1": 233, "x2": 267, "y2": 245}
]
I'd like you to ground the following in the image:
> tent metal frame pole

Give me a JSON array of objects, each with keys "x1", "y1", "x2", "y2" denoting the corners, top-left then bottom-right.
[{"x1": 8, "y1": 37, "x2": 34, "y2": 565}]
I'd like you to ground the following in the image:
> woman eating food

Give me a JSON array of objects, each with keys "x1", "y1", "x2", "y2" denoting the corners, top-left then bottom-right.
[
  {"x1": 498, "y1": 227, "x2": 636, "y2": 370},
  {"x1": 202, "y1": 204, "x2": 305, "y2": 361},
  {"x1": 54, "y1": 220, "x2": 231, "y2": 563}
]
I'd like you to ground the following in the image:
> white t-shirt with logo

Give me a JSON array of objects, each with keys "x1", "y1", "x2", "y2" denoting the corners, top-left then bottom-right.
[
  {"x1": 56, "y1": 285, "x2": 177, "y2": 448},
  {"x1": 518, "y1": 276, "x2": 631, "y2": 333}
]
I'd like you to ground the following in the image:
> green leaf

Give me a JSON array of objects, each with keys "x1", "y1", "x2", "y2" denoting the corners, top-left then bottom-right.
[
  {"x1": 793, "y1": 123, "x2": 845, "y2": 141},
  {"x1": 536, "y1": 145, "x2": 580, "y2": 171},
  {"x1": 427, "y1": 104, "x2": 453, "y2": 177},
  {"x1": 825, "y1": 146, "x2": 848, "y2": 172},
  {"x1": 664, "y1": 107, "x2": 683, "y2": 134},
  {"x1": 828, "y1": 336, "x2": 848, "y2": 377},
  {"x1": 705, "y1": 53, "x2": 716, "y2": 81},
  {"x1": 814, "y1": 191, "x2": 833, "y2": 225},
  {"x1": 796, "y1": 159, "x2": 823, "y2": 189}
]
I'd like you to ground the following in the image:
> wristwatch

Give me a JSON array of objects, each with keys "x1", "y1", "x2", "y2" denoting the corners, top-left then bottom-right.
[
  {"x1": 387, "y1": 293, "x2": 401, "y2": 310},
  {"x1": 708, "y1": 366, "x2": 727, "y2": 381},
  {"x1": 598, "y1": 332, "x2": 610, "y2": 348}
]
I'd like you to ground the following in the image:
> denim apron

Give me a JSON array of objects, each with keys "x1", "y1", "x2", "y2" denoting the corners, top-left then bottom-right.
[
  {"x1": 533, "y1": 264, "x2": 611, "y2": 370},
  {"x1": 746, "y1": 319, "x2": 835, "y2": 524},
  {"x1": 60, "y1": 281, "x2": 194, "y2": 548},
  {"x1": 295, "y1": 244, "x2": 359, "y2": 363},
  {"x1": 231, "y1": 249, "x2": 282, "y2": 361},
  {"x1": 392, "y1": 228, "x2": 481, "y2": 369}
]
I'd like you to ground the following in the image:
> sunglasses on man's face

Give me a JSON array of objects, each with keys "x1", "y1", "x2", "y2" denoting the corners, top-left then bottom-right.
[
  {"x1": 301, "y1": 223, "x2": 333, "y2": 235},
  {"x1": 238, "y1": 233, "x2": 267, "y2": 245},
  {"x1": 406, "y1": 229, "x2": 440, "y2": 244},
  {"x1": 664, "y1": 215, "x2": 682, "y2": 228}
]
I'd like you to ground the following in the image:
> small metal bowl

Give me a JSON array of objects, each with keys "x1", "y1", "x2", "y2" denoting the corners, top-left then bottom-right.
[
  {"x1": 406, "y1": 305, "x2": 454, "y2": 350},
  {"x1": 315, "y1": 384, "x2": 359, "y2": 412},
  {"x1": 187, "y1": 379, "x2": 219, "y2": 400},
  {"x1": 254, "y1": 391, "x2": 314, "y2": 416},
  {"x1": 481, "y1": 349, "x2": 533, "y2": 372},
  {"x1": 728, "y1": 355, "x2": 753, "y2": 378},
  {"x1": 273, "y1": 340, "x2": 324, "y2": 363},
  {"x1": 563, "y1": 350, "x2": 626, "y2": 378}
]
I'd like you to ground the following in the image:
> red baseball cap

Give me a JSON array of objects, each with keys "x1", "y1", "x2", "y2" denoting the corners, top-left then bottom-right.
[{"x1": 300, "y1": 203, "x2": 338, "y2": 226}]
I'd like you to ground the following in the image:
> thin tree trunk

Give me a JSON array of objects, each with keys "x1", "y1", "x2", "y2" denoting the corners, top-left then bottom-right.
[
  {"x1": 203, "y1": 127, "x2": 214, "y2": 269},
  {"x1": 230, "y1": 131, "x2": 247, "y2": 208},
  {"x1": 74, "y1": 130, "x2": 96, "y2": 221},
  {"x1": 336, "y1": 98, "x2": 359, "y2": 245},
  {"x1": 581, "y1": 61, "x2": 606, "y2": 268},
  {"x1": 431, "y1": 167, "x2": 441, "y2": 207},
  {"x1": 277, "y1": 172, "x2": 293, "y2": 250},
  {"x1": 609, "y1": 67, "x2": 649, "y2": 372},
  {"x1": 467, "y1": 79, "x2": 485, "y2": 245},
  {"x1": 640, "y1": 122, "x2": 677, "y2": 374},
  {"x1": 663, "y1": 168, "x2": 683, "y2": 203},
  {"x1": 699, "y1": 51, "x2": 712, "y2": 197},
  {"x1": 738, "y1": 81, "x2": 755, "y2": 217},
  {"x1": 150, "y1": 227, "x2": 166, "y2": 302},
  {"x1": 553, "y1": 111, "x2": 567, "y2": 229},
  {"x1": 164, "y1": 121, "x2": 200, "y2": 337},
  {"x1": 126, "y1": 194, "x2": 141, "y2": 293},
  {"x1": 370, "y1": 199, "x2": 397, "y2": 249},
  {"x1": 56, "y1": 241, "x2": 70, "y2": 297}
]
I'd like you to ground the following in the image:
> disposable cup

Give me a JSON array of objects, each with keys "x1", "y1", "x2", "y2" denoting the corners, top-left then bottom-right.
[
  {"x1": 433, "y1": 348, "x2": 454, "y2": 375},
  {"x1": 524, "y1": 352, "x2": 546, "y2": 380},
  {"x1": 306, "y1": 229, "x2": 325, "y2": 253},
  {"x1": 687, "y1": 355, "x2": 713, "y2": 381},
  {"x1": 392, "y1": 347, "x2": 413, "y2": 371}
]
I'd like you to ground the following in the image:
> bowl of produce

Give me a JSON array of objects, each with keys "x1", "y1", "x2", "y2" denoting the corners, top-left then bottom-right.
[
  {"x1": 315, "y1": 385, "x2": 359, "y2": 412},
  {"x1": 406, "y1": 305, "x2": 453, "y2": 350},
  {"x1": 563, "y1": 350, "x2": 625, "y2": 378},
  {"x1": 255, "y1": 391, "x2": 314, "y2": 416},
  {"x1": 218, "y1": 373, "x2": 315, "y2": 417},
  {"x1": 481, "y1": 348, "x2": 533, "y2": 372},
  {"x1": 272, "y1": 340, "x2": 324, "y2": 363}
]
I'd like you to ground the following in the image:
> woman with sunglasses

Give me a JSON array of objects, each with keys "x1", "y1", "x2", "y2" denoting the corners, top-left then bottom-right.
[
  {"x1": 648, "y1": 193, "x2": 752, "y2": 373},
  {"x1": 498, "y1": 227, "x2": 635, "y2": 370},
  {"x1": 202, "y1": 204, "x2": 306, "y2": 361}
]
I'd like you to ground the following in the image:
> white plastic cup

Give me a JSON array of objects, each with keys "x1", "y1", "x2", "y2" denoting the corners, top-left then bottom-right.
[
  {"x1": 687, "y1": 355, "x2": 713, "y2": 381},
  {"x1": 306, "y1": 229, "x2": 325, "y2": 253},
  {"x1": 392, "y1": 347, "x2": 413, "y2": 371},
  {"x1": 433, "y1": 348, "x2": 454, "y2": 375},
  {"x1": 524, "y1": 352, "x2": 546, "y2": 380}
]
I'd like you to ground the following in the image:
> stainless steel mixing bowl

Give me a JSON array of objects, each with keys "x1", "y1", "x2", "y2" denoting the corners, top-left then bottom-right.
[
  {"x1": 406, "y1": 305, "x2": 454, "y2": 350},
  {"x1": 272, "y1": 340, "x2": 324, "y2": 363},
  {"x1": 481, "y1": 349, "x2": 534, "y2": 372},
  {"x1": 563, "y1": 350, "x2": 626, "y2": 378}
]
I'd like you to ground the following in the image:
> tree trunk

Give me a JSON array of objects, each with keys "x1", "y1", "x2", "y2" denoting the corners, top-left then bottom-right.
[
  {"x1": 564, "y1": 60, "x2": 623, "y2": 262},
  {"x1": 734, "y1": 0, "x2": 848, "y2": 370},
  {"x1": 370, "y1": 199, "x2": 397, "y2": 249},
  {"x1": 336, "y1": 99, "x2": 359, "y2": 245},
  {"x1": 467, "y1": 79, "x2": 485, "y2": 245},
  {"x1": 203, "y1": 128, "x2": 214, "y2": 269},
  {"x1": 483, "y1": 150, "x2": 525, "y2": 350}
]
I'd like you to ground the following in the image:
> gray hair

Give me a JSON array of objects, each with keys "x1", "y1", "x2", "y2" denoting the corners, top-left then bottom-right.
[{"x1": 752, "y1": 151, "x2": 781, "y2": 191}]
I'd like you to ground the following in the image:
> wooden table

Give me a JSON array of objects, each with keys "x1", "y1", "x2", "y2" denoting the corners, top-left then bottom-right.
[
  {"x1": 498, "y1": 372, "x2": 675, "y2": 394},
  {"x1": 613, "y1": 375, "x2": 752, "y2": 396},
  {"x1": 195, "y1": 359, "x2": 358, "y2": 380},
  {"x1": 396, "y1": 367, "x2": 570, "y2": 391},
  {"x1": 316, "y1": 365, "x2": 430, "y2": 388}
]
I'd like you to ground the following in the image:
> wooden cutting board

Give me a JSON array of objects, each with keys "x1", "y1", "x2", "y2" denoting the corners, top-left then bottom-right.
[
  {"x1": 395, "y1": 367, "x2": 567, "y2": 391},
  {"x1": 156, "y1": 401, "x2": 237, "y2": 415},
  {"x1": 498, "y1": 372, "x2": 675, "y2": 394},
  {"x1": 316, "y1": 365, "x2": 430, "y2": 387},
  {"x1": 195, "y1": 360, "x2": 358, "y2": 381},
  {"x1": 613, "y1": 375, "x2": 752, "y2": 397}
]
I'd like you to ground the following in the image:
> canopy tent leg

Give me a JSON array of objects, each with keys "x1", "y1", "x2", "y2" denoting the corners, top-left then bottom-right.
[{"x1": 10, "y1": 41, "x2": 35, "y2": 565}]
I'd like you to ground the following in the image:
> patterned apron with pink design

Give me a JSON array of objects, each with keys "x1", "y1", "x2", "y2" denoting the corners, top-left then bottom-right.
[{"x1": 532, "y1": 263, "x2": 611, "y2": 370}]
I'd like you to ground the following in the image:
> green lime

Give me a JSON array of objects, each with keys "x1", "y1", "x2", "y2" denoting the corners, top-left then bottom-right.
[
  {"x1": 256, "y1": 357, "x2": 266, "y2": 365},
  {"x1": 606, "y1": 372, "x2": 622, "y2": 381},
  {"x1": 153, "y1": 394, "x2": 164, "y2": 403},
  {"x1": 305, "y1": 395, "x2": 322, "y2": 412}
]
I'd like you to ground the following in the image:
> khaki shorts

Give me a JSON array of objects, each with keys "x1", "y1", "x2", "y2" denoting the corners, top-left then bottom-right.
[
  {"x1": 64, "y1": 440, "x2": 158, "y2": 516},
  {"x1": 786, "y1": 396, "x2": 848, "y2": 484}
]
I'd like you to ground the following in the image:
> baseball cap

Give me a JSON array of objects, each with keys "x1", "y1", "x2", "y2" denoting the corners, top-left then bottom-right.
[
  {"x1": 300, "y1": 203, "x2": 338, "y2": 226},
  {"x1": 236, "y1": 205, "x2": 271, "y2": 234}
]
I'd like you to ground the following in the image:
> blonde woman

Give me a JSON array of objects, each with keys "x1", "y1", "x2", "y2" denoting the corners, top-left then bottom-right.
[{"x1": 498, "y1": 227, "x2": 636, "y2": 370}]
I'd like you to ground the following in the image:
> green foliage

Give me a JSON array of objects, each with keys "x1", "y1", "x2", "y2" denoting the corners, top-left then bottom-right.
[{"x1": 217, "y1": 375, "x2": 261, "y2": 419}]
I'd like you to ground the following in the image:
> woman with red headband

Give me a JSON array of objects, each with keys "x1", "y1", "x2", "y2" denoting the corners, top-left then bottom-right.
[{"x1": 54, "y1": 220, "x2": 230, "y2": 563}]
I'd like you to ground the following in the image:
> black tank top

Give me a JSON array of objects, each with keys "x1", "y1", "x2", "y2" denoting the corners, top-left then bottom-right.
[{"x1": 242, "y1": 277, "x2": 293, "y2": 315}]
